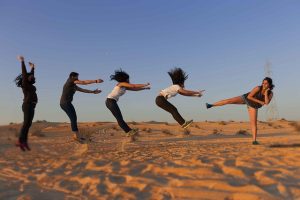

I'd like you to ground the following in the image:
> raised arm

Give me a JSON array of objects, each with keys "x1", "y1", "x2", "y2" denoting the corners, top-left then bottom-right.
[
  {"x1": 17, "y1": 56, "x2": 27, "y2": 77},
  {"x1": 178, "y1": 88, "x2": 203, "y2": 97},
  {"x1": 28, "y1": 62, "x2": 35, "y2": 75},
  {"x1": 118, "y1": 82, "x2": 150, "y2": 89},
  {"x1": 17, "y1": 55, "x2": 30, "y2": 87},
  {"x1": 247, "y1": 86, "x2": 265, "y2": 106},
  {"x1": 76, "y1": 86, "x2": 101, "y2": 94},
  {"x1": 74, "y1": 79, "x2": 103, "y2": 85}
]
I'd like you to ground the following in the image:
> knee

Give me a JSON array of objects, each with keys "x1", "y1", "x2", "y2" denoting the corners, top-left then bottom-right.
[
  {"x1": 250, "y1": 123, "x2": 257, "y2": 129},
  {"x1": 71, "y1": 118, "x2": 77, "y2": 124},
  {"x1": 172, "y1": 107, "x2": 178, "y2": 113},
  {"x1": 23, "y1": 121, "x2": 31, "y2": 128},
  {"x1": 155, "y1": 99, "x2": 161, "y2": 107}
]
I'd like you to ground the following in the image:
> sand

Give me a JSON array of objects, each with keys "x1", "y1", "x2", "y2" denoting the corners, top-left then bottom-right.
[{"x1": 1, "y1": 120, "x2": 300, "y2": 200}]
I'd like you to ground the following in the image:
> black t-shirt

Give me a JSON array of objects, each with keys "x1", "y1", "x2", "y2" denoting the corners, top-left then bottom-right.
[{"x1": 60, "y1": 78, "x2": 78, "y2": 104}]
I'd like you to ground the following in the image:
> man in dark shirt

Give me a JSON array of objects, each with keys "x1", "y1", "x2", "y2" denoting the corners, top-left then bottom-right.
[{"x1": 60, "y1": 72, "x2": 103, "y2": 143}]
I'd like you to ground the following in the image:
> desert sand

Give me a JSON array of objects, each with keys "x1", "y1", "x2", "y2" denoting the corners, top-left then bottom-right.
[{"x1": 1, "y1": 119, "x2": 300, "y2": 200}]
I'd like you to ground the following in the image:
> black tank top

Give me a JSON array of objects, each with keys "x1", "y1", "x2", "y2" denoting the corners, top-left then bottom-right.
[{"x1": 243, "y1": 86, "x2": 265, "y2": 109}]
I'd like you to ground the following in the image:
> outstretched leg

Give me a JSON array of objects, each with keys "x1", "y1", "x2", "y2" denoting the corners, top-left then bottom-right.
[
  {"x1": 248, "y1": 107, "x2": 258, "y2": 144},
  {"x1": 106, "y1": 98, "x2": 131, "y2": 133},
  {"x1": 206, "y1": 96, "x2": 245, "y2": 108},
  {"x1": 156, "y1": 96, "x2": 185, "y2": 126}
]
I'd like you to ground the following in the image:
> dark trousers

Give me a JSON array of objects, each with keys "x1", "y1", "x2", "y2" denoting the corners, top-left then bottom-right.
[
  {"x1": 60, "y1": 102, "x2": 78, "y2": 132},
  {"x1": 19, "y1": 102, "x2": 36, "y2": 143},
  {"x1": 106, "y1": 98, "x2": 131, "y2": 133},
  {"x1": 155, "y1": 96, "x2": 185, "y2": 125}
]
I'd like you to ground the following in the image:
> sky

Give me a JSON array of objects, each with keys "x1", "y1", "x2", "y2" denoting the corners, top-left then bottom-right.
[{"x1": 0, "y1": 0, "x2": 300, "y2": 125}]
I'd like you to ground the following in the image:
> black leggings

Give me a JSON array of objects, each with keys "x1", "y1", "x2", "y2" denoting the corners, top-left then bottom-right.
[
  {"x1": 106, "y1": 98, "x2": 131, "y2": 133},
  {"x1": 19, "y1": 103, "x2": 36, "y2": 143},
  {"x1": 60, "y1": 102, "x2": 78, "y2": 132},
  {"x1": 155, "y1": 96, "x2": 185, "y2": 125}
]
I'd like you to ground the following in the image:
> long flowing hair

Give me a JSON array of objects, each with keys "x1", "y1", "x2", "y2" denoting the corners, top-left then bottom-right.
[
  {"x1": 110, "y1": 69, "x2": 130, "y2": 82},
  {"x1": 168, "y1": 67, "x2": 188, "y2": 85}
]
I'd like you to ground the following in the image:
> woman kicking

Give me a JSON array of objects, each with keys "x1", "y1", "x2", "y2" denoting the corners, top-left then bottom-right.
[
  {"x1": 106, "y1": 69, "x2": 150, "y2": 136},
  {"x1": 206, "y1": 77, "x2": 274, "y2": 145},
  {"x1": 156, "y1": 67, "x2": 204, "y2": 129},
  {"x1": 60, "y1": 72, "x2": 103, "y2": 143},
  {"x1": 15, "y1": 56, "x2": 37, "y2": 151}
]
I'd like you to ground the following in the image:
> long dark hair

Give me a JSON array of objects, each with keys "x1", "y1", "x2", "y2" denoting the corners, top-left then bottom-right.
[
  {"x1": 168, "y1": 67, "x2": 188, "y2": 85},
  {"x1": 260, "y1": 77, "x2": 275, "y2": 95},
  {"x1": 110, "y1": 69, "x2": 129, "y2": 82},
  {"x1": 14, "y1": 72, "x2": 33, "y2": 87}
]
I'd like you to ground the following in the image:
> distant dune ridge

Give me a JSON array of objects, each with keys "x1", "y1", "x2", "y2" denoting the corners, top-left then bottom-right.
[{"x1": 1, "y1": 120, "x2": 300, "y2": 199}]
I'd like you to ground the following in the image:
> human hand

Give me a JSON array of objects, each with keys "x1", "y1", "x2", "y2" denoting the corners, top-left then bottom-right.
[
  {"x1": 17, "y1": 55, "x2": 24, "y2": 62},
  {"x1": 29, "y1": 62, "x2": 35, "y2": 69},
  {"x1": 264, "y1": 88, "x2": 270, "y2": 95},
  {"x1": 96, "y1": 79, "x2": 103, "y2": 83},
  {"x1": 94, "y1": 89, "x2": 101, "y2": 94}
]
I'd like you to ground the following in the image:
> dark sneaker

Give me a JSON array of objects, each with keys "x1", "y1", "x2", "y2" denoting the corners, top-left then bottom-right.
[
  {"x1": 182, "y1": 120, "x2": 193, "y2": 129},
  {"x1": 206, "y1": 103, "x2": 213, "y2": 109},
  {"x1": 24, "y1": 142, "x2": 31, "y2": 151},
  {"x1": 252, "y1": 141, "x2": 259, "y2": 145},
  {"x1": 16, "y1": 140, "x2": 26, "y2": 151},
  {"x1": 73, "y1": 135, "x2": 86, "y2": 144},
  {"x1": 126, "y1": 129, "x2": 139, "y2": 137}
]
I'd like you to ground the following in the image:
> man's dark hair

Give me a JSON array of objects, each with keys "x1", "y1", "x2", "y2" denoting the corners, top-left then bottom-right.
[{"x1": 69, "y1": 72, "x2": 79, "y2": 78}]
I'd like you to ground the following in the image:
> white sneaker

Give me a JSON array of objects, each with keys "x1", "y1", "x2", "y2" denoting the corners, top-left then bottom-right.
[{"x1": 182, "y1": 120, "x2": 193, "y2": 129}]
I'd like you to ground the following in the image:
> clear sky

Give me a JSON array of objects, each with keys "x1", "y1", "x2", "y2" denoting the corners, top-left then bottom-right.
[{"x1": 0, "y1": 0, "x2": 300, "y2": 125}]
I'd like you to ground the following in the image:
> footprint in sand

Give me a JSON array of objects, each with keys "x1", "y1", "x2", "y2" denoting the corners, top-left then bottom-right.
[{"x1": 71, "y1": 144, "x2": 88, "y2": 157}]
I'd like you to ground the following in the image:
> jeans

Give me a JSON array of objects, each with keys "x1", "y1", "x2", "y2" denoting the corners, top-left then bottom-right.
[
  {"x1": 19, "y1": 102, "x2": 36, "y2": 143},
  {"x1": 155, "y1": 96, "x2": 185, "y2": 125},
  {"x1": 60, "y1": 102, "x2": 78, "y2": 132},
  {"x1": 106, "y1": 98, "x2": 131, "y2": 133}
]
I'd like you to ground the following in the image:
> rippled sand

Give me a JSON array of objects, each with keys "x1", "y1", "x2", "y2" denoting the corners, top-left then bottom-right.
[{"x1": 1, "y1": 120, "x2": 300, "y2": 199}]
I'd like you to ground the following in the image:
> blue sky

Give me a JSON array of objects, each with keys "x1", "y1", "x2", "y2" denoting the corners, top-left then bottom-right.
[{"x1": 0, "y1": 0, "x2": 299, "y2": 125}]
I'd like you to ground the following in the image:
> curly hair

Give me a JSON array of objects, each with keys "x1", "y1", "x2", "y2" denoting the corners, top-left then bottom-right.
[
  {"x1": 168, "y1": 67, "x2": 188, "y2": 85},
  {"x1": 110, "y1": 69, "x2": 130, "y2": 82}
]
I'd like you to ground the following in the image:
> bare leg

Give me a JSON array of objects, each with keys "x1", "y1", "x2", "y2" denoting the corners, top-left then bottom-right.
[
  {"x1": 248, "y1": 107, "x2": 258, "y2": 142},
  {"x1": 212, "y1": 96, "x2": 245, "y2": 107}
]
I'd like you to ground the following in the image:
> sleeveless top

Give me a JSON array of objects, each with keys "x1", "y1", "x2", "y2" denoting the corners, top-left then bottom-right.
[
  {"x1": 107, "y1": 86, "x2": 126, "y2": 101},
  {"x1": 242, "y1": 86, "x2": 265, "y2": 109},
  {"x1": 160, "y1": 84, "x2": 182, "y2": 99}
]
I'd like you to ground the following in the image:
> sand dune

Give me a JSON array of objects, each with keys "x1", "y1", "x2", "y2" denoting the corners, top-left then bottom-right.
[{"x1": 1, "y1": 120, "x2": 300, "y2": 199}]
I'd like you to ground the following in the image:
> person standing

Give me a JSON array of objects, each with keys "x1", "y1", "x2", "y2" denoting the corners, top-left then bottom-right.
[{"x1": 206, "y1": 77, "x2": 274, "y2": 145}]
